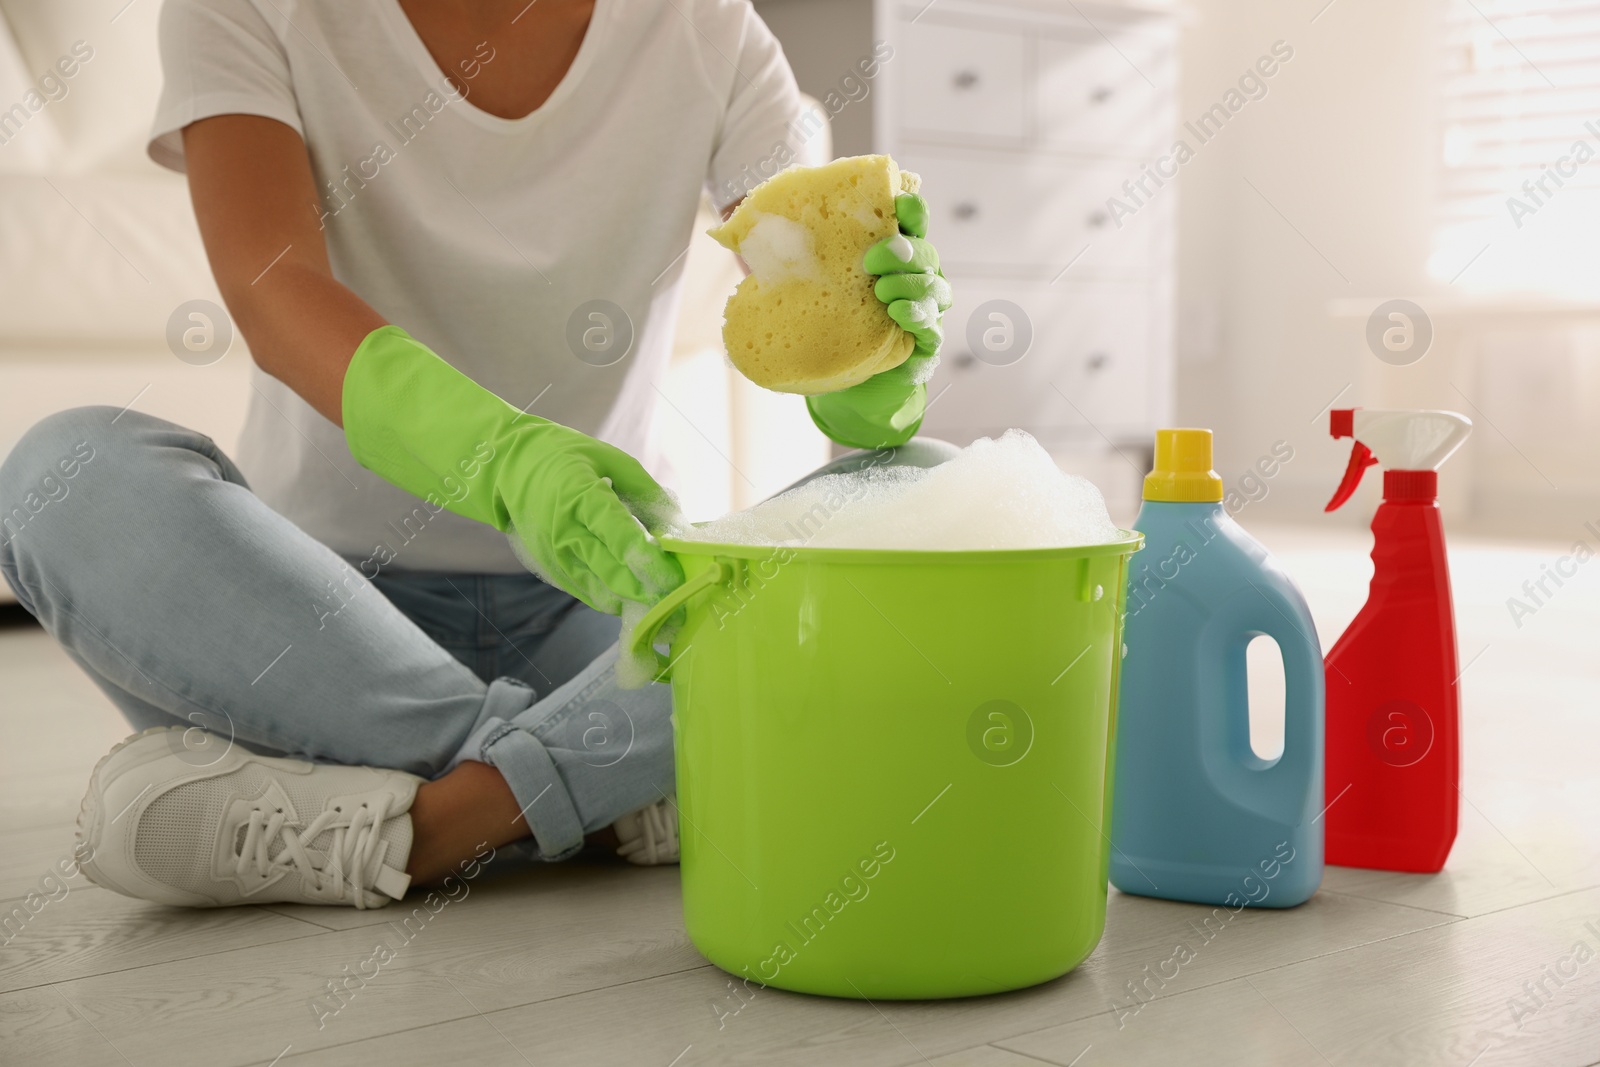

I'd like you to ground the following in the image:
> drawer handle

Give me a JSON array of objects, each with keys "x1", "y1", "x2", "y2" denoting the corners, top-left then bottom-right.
[
  {"x1": 952, "y1": 69, "x2": 980, "y2": 90},
  {"x1": 952, "y1": 201, "x2": 979, "y2": 221},
  {"x1": 1090, "y1": 86, "x2": 1114, "y2": 104},
  {"x1": 1086, "y1": 351, "x2": 1110, "y2": 372},
  {"x1": 1086, "y1": 210, "x2": 1109, "y2": 229}
]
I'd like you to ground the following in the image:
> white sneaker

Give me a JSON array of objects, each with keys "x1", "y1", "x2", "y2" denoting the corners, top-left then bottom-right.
[
  {"x1": 612, "y1": 794, "x2": 680, "y2": 866},
  {"x1": 77, "y1": 727, "x2": 421, "y2": 909}
]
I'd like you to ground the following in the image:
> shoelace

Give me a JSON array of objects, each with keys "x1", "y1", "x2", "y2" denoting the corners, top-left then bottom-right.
[
  {"x1": 235, "y1": 797, "x2": 392, "y2": 908},
  {"x1": 618, "y1": 797, "x2": 679, "y2": 863}
]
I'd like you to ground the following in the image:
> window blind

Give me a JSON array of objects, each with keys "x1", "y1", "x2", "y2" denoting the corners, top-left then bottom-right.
[{"x1": 1434, "y1": 0, "x2": 1600, "y2": 294}]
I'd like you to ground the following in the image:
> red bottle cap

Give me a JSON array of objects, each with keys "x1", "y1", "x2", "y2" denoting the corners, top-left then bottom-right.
[{"x1": 1383, "y1": 469, "x2": 1437, "y2": 501}]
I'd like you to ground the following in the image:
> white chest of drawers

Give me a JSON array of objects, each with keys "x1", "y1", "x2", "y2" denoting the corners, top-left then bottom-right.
[{"x1": 755, "y1": 0, "x2": 1177, "y2": 488}]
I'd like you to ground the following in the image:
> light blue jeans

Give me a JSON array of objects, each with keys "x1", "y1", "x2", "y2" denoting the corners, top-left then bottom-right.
[{"x1": 0, "y1": 407, "x2": 672, "y2": 862}]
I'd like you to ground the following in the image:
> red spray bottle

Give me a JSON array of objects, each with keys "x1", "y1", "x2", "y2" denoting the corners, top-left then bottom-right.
[{"x1": 1322, "y1": 408, "x2": 1473, "y2": 872}]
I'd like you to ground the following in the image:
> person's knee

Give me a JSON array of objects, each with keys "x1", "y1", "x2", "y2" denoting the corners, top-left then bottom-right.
[
  {"x1": 1, "y1": 406, "x2": 121, "y2": 489},
  {"x1": 0, "y1": 406, "x2": 117, "y2": 548}
]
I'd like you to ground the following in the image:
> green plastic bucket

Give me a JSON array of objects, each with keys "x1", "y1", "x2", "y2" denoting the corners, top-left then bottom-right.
[{"x1": 627, "y1": 531, "x2": 1142, "y2": 999}]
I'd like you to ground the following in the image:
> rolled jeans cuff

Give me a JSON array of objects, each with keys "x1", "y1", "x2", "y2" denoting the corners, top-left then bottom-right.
[
  {"x1": 484, "y1": 727, "x2": 587, "y2": 860},
  {"x1": 466, "y1": 678, "x2": 587, "y2": 861}
]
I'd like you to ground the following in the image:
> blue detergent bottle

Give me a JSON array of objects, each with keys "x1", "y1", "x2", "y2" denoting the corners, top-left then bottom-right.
[{"x1": 1109, "y1": 429, "x2": 1324, "y2": 908}]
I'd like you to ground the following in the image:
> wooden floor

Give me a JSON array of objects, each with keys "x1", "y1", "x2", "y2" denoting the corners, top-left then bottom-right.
[{"x1": 2, "y1": 525, "x2": 1597, "y2": 1067}]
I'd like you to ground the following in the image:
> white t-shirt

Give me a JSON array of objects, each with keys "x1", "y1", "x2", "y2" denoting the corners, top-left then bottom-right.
[{"x1": 150, "y1": 0, "x2": 816, "y2": 572}]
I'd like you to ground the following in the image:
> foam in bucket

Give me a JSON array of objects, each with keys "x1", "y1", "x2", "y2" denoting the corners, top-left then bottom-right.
[
  {"x1": 673, "y1": 429, "x2": 1120, "y2": 551},
  {"x1": 617, "y1": 430, "x2": 1121, "y2": 687}
]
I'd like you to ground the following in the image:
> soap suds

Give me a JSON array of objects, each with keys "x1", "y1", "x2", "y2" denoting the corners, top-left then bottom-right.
[
  {"x1": 671, "y1": 430, "x2": 1120, "y2": 552},
  {"x1": 615, "y1": 600, "x2": 661, "y2": 691},
  {"x1": 617, "y1": 431, "x2": 1120, "y2": 687},
  {"x1": 901, "y1": 296, "x2": 937, "y2": 327},
  {"x1": 738, "y1": 213, "x2": 819, "y2": 285}
]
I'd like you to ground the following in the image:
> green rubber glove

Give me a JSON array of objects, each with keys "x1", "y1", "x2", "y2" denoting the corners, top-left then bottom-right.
[
  {"x1": 806, "y1": 194, "x2": 952, "y2": 449},
  {"x1": 342, "y1": 325, "x2": 683, "y2": 615}
]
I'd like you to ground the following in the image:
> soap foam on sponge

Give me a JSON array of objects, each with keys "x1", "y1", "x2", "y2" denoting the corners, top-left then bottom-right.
[
  {"x1": 736, "y1": 214, "x2": 821, "y2": 285},
  {"x1": 708, "y1": 155, "x2": 919, "y2": 395},
  {"x1": 673, "y1": 430, "x2": 1122, "y2": 551}
]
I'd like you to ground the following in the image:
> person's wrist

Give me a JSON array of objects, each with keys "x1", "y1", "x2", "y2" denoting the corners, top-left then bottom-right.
[{"x1": 806, "y1": 379, "x2": 925, "y2": 450}]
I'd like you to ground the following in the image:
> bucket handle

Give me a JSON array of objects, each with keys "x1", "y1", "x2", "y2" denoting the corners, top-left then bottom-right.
[{"x1": 627, "y1": 560, "x2": 729, "y2": 683}]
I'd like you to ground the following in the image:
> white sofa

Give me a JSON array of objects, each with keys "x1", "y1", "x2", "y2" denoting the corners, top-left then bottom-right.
[{"x1": 0, "y1": 0, "x2": 249, "y2": 467}]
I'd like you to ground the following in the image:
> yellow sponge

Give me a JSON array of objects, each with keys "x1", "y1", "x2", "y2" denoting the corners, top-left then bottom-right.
[{"x1": 708, "y1": 155, "x2": 919, "y2": 395}]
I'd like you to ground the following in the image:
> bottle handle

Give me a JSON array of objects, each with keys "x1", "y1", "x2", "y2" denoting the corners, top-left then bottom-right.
[{"x1": 1248, "y1": 584, "x2": 1325, "y2": 775}]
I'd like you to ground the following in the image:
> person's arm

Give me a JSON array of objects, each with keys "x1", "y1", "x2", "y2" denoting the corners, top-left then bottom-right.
[
  {"x1": 182, "y1": 114, "x2": 384, "y2": 425},
  {"x1": 180, "y1": 113, "x2": 682, "y2": 614}
]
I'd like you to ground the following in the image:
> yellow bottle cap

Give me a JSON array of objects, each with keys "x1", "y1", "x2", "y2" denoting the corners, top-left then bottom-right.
[{"x1": 1143, "y1": 428, "x2": 1224, "y2": 503}]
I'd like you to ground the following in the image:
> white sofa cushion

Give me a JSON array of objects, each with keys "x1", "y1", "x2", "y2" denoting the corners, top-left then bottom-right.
[
  {"x1": 0, "y1": 172, "x2": 216, "y2": 343},
  {"x1": 0, "y1": 0, "x2": 164, "y2": 174}
]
